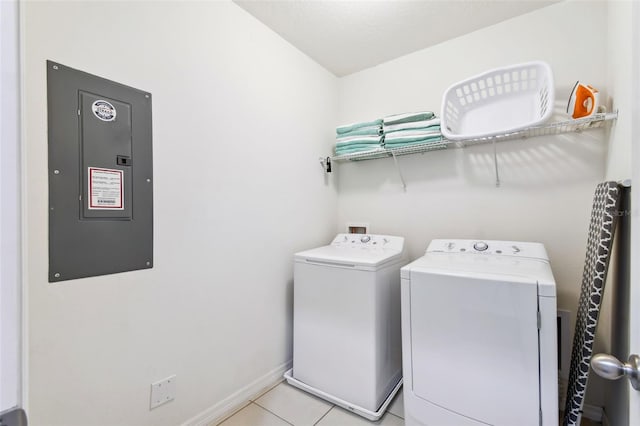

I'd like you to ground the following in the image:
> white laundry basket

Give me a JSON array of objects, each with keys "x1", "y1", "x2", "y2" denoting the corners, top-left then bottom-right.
[{"x1": 441, "y1": 61, "x2": 554, "y2": 140}]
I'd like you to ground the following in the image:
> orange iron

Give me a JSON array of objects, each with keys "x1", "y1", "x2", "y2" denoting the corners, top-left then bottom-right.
[{"x1": 567, "y1": 81, "x2": 600, "y2": 119}]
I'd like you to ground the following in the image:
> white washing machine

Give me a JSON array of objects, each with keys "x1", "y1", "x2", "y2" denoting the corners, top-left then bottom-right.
[
  {"x1": 401, "y1": 239, "x2": 557, "y2": 426},
  {"x1": 284, "y1": 233, "x2": 407, "y2": 420}
]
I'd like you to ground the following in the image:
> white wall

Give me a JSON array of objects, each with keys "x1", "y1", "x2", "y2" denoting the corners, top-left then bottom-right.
[
  {"x1": 628, "y1": 4, "x2": 640, "y2": 426},
  {"x1": 0, "y1": 0, "x2": 21, "y2": 413},
  {"x1": 22, "y1": 1, "x2": 337, "y2": 425},
  {"x1": 602, "y1": 1, "x2": 634, "y2": 424},
  {"x1": 604, "y1": 1, "x2": 633, "y2": 181},
  {"x1": 337, "y1": 0, "x2": 608, "y2": 407}
]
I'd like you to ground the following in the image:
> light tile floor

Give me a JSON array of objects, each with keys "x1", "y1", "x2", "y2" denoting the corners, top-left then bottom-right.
[
  {"x1": 215, "y1": 381, "x2": 602, "y2": 426},
  {"x1": 215, "y1": 381, "x2": 404, "y2": 426}
]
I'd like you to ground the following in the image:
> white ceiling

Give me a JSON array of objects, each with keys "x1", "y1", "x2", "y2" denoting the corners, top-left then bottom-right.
[{"x1": 234, "y1": 0, "x2": 560, "y2": 77}]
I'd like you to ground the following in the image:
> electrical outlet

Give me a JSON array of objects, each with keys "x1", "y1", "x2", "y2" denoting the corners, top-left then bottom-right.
[
  {"x1": 150, "y1": 375, "x2": 176, "y2": 409},
  {"x1": 346, "y1": 222, "x2": 369, "y2": 234}
]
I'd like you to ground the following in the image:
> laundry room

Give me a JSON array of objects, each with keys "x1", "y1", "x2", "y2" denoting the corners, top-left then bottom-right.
[{"x1": 0, "y1": 0, "x2": 637, "y2": 426}]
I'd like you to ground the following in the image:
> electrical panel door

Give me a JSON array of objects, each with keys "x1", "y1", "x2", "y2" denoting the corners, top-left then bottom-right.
[{"x1": 47, "y1": 61, "x2": 153, "y2": 282}]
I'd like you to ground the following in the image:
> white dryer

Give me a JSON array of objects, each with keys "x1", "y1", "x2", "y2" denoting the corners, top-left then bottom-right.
[
  {"x1": 401, "y1": 239, "x2": 557, "y2": 426},
  {"x1": 285, "y1": 233, "x2": 407, "y2": 421}
]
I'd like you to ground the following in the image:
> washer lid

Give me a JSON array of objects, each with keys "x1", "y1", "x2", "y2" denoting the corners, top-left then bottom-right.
[{"x1": 295, "y1": 234, "x2": 405, "y2": 268}]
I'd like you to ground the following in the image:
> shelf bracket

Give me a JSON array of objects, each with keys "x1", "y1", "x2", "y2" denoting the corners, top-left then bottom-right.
[{"x1": 390, "y1": 151, "x2": 407, "y2": 191}]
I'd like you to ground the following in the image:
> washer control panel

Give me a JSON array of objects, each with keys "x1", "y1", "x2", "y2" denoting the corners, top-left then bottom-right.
[
  {"x1": 473, "y1": 241, "x2": 488, "y2": 251},
  {"x1": 331, "y1": 233, "x2": 404, "y2": 251},
  {"x1": 426, "y1": 239, "x2": 548, "y2": 260}
]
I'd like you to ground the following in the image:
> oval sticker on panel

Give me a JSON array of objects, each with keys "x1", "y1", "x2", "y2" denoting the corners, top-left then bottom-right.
[{"x1": 92, "y1": 100, "x2": 116, "y2": 121}]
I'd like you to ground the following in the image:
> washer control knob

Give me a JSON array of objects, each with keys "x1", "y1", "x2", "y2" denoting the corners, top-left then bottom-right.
[
  {"x1": 360, "y1": 235, "x2": 371, "y2": 243},
  {"x1": 473, "y1": 241, "x2": 489, "y2": 251}
]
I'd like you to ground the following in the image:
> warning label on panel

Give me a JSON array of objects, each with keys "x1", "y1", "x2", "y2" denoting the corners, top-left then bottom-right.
[{"x1": 88, "y1": 167, "x2": 124, "y2": 210}]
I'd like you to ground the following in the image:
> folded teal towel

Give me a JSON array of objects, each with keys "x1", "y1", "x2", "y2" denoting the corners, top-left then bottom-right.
[
  {"x1": 385, "y1": 128, "x2": 441, "y2": 139},
  {"x1": 336, "y1": 142, "x2": 382, "y2": 150},
  {"x1": 335, "y1": 149, "x2": 382, "y2": 156},
  {"x1": 336, "y1": 119, "x2": 383, "y2": 135},
  {"x1": 384, "y1": 135, "x2": 443, "y2": 146},
  {"x1": 383, "y1": 118, "x2": 440, "y2": 134},
  {"x1": 385, "y1": 140, "x2": 442, "y2": 147},
  {"x1": 384, "y1": 142, "x2": 446, "y2": 151},
  {"x1": 336, "y1": 135, "x2": 383, "y2": 147},
  {"x1": 385, "y1": 132, "x2": 442, "y2": 144},
  {"x1": 336, "y1": 143, "x2": 383, "y2": 151},
  {"x1": 335, "y1": 145, "x2": 384, "y2": 155},
  {"x1": 337, "y1": 125, "x2": 383, "y2": 138},
  {"x1": 383, "y1": 111, "x2": 435, "y2": 126}
]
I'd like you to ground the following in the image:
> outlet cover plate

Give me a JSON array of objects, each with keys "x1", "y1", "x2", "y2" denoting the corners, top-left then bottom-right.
[
  {"x1": 150, "y1": 375, "x2": 176, "y2": 409},
  {"x1": 346, "y1": 222, "x2": 370, "y2": 234}
]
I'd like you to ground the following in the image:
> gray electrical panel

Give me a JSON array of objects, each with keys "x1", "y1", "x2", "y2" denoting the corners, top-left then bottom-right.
[{"x1": 47, "y1": 61, "x2": 153, "y2": 282}]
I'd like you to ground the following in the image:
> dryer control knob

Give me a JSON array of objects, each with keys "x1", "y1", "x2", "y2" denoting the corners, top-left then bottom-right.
[
  {"x1": 360, "y1": 235, "x2": 371, "y2": 243},
  {"x1": 473, "y1": 241, "x2": 488, "y2": 251}
]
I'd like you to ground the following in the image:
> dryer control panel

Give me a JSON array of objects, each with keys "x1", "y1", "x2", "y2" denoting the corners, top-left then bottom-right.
[
  {"x1": 331, "y1": 233, "x2": 404, "y2": 251},
  {"x1": 427, "y1": 239, "x2": 549, "y2": 261}
]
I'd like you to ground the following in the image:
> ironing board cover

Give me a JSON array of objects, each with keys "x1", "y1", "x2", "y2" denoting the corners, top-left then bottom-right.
[{"x1": 563, "y1": 181, "x2": 621, "y2": 426}]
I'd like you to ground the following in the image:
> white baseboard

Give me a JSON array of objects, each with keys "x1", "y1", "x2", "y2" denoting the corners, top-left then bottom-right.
[
  {"x1": 181, "y1": 360, "x2": 292, "y2": 426},
  {"x1": 559, "y1": 387, "x2": 603, "y2": 423},
  {"x1": 185, "y1": 362, "x2": 603, "y2": 426},
  {"x1": 582, "y1": 403, "x2": 603, "y2": 422}
]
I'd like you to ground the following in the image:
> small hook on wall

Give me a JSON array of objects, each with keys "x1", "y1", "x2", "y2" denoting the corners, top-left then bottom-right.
[{"x1": 319, "y1": 156, "x2": 332, "y2": 173}]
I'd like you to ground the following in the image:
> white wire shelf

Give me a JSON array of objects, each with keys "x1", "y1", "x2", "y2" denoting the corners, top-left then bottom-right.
[{"x1": 327, "y1": 111, "x2": 618, "y2": 164}]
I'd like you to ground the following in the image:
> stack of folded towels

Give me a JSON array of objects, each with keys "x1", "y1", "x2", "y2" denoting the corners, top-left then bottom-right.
[
  {"x1": 334, "y1": 118, "x2": 384, "y2": 156},
  {"x1": 382, "y1": 111, "x2": 442, "y2": 149}
]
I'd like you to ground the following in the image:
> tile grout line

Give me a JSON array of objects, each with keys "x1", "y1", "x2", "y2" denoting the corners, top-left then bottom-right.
[
  {"x1": 214, "y1": 401, "x2": 252, "y2": 426},
  {"x1": 250, "y1": 379, "x2": 286, "y2": 402},
  {"x1": 312, "y1": 405, "x2": 336, "y2": 426},
  {"x1": 251, "y1": 401, "x2": 295, "y2": 426},
  {"x1": 218, "y1": 380, "x2": 286, "y2": 426},
  {"x1": 386, "y1": 411, "x2": 404, "y2": 421}
]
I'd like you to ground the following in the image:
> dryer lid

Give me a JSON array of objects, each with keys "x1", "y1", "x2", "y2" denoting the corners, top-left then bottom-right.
[
  {"x1": 426, "y1": 239, "x2": 549, "y2": 260},
  {"x1": 295, "y1": 234, "x2": 405, "y2": 268},
  {"x1": 401, "y1": 239, "x2": 556, "y2": 297}
]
